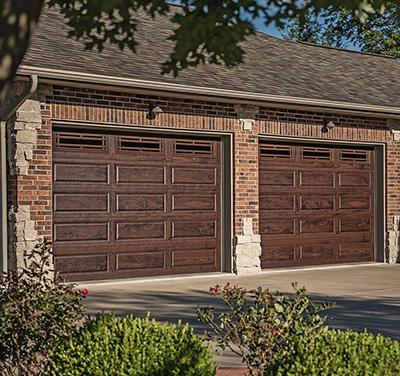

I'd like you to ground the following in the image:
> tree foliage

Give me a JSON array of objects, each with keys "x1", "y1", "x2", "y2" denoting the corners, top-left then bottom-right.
[
  {"x1": 0, "y1": 0, "x2": 397, "y2": 101},
  {"x1": 282, "y1": 1, "x2": 400, "y2": 57}
]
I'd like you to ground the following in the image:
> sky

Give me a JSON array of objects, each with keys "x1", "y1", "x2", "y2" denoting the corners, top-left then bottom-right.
[
  {"x1": 253, "y1": 18, "x2": 284, "y2": 38},
  {"x1": 166, "y1": 1, "x2": 360, "y2": 52}
]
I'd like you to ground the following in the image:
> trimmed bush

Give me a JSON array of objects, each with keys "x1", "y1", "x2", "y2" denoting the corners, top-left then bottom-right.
[
  {"x1": 45, "y1": 312, "x2": 216, "y2": 376},
  {"x1": 0, "y1": 240, "x2": 85, "y2": 376},
  {"x1": 267, "y1": 329, "x2": 400, "y2": 375}
]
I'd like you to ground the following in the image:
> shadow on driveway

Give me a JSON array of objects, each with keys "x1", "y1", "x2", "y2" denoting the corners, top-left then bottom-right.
[
  {"x1": 85, "y1": 289, "x2": 400, "y2": 341},
  {"x1": 81, "y1": 264, "x2": 400, "y2": 367}
]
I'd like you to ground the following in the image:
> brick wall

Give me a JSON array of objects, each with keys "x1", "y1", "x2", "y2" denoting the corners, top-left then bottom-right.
[
  {"x1": 46, "y1": 86, "x2": 392, "y2": 235},
  {"x1": 8, "y1": 83, "x2": 396, "y2": 270}
]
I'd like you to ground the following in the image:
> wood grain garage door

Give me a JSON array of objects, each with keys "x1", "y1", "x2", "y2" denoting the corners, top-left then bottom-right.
[
  {"x1": 259, "y1": 141, "x2": 374, "y2": 268},
  {"x1": 52, "y1": 129, "x2": 221, "y2": 281}
]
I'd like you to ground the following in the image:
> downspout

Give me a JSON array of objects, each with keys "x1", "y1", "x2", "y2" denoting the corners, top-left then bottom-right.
[{"x1": 0, "y1": 75, "x2": 38, "y2": 273}]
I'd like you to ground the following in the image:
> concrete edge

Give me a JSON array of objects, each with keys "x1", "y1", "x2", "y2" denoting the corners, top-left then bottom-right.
[{"x1": 75, "y1": 262, "x2": 385, "y2": 288}]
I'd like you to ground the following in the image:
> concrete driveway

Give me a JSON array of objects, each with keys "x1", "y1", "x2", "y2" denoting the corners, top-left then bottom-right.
[{"x1": 79, "y1": 263, "x2": 400, "y2": 368}]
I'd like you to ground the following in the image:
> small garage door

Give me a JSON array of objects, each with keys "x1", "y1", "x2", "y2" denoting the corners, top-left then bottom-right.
[
  {"x1": 259, "y1": 140, "x2": 374, "y2": 268},
  {"x1": 52, "y1": 128, "x2": 221, "y2": 281}
]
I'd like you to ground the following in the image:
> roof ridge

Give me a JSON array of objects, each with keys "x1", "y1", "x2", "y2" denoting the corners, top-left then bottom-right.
[
  {"x1": 253, "y1": 29, "x2": 397, "y2": 59},
  {"x1": 161, "y1": 3, "x2": 398, "y2": 61}
]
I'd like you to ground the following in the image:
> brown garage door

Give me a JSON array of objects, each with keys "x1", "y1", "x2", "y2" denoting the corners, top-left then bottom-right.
[
  {"x1": 52, "y1": 128, "x2": 221, "y2": 281},
  {"x1": 259, "y1": 140, "x2": 374, "y2": 268}
]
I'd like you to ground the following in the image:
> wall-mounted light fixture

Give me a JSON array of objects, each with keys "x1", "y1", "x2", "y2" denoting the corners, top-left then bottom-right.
[
  {"x1": 321, "y1": 119, "x2": 336, "y2": 133},
  {"x1": 146, "y1": 104, "x2": 163, "y2": 120}
]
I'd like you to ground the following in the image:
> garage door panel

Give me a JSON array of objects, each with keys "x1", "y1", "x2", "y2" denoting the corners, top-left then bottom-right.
[
  {"x1": 116, "y1": 252, "x2": 166, "y2": 271},
  {"x1": 299, "y1": 244, "x2": 335, "y2": 260},
  {"x1": 54, "y1": 163, "x2": 110, "y2": 183},
  {"x1": 172, "y1": 167, "x2": 217, "y2": 185},
  {"x1": 260, "y1": 219, "x2": 295, "y2": 236},
  {"x1": 260, "y1": 141, "x2": 374, "y2": 268},
  {"x1": 116, "y1": 165, "x2": 166, "y2": 184},
  {"x1": 299, "y1": 172, "x2": 334, "y2": 187},
  {"x1": 116, "y1": 222, "x2": 166, "y2": 241},
  {"x1": 339, "y1": 196, "x2": 371, "y2": 210},
  {"x1": 172, "y1": 220, "x2": 217, "y2": 238},
  {"x1": 299, "y1": 219, "x2": 334, "y2": 234},
  {"x1": 54, "y1": 223, "x2": 110, "y2": 242},
  {"x1": 338, "y1": 172, "x2": 371, "y2": 187},
  {"x1": 259, "y1": 171, "x2": 295, "y2": 186},
  {"x1": 172, "y1": 194, "x2": 216, "y2": 212},
  {"x1": 54, "y1": 131, "x2": 108, "y2": 150},
  {"x1": 339, "y1": 218, "x2": 371, "y2": 233},
  {"x1": 299, "y1": 196, "x2": 335, "y2": 210},
  {"x1": 54, "y1": 193, "x2": 110, "y2": 213},
  {"x1": 338, "y1": 243, "x2": 372, "y2": 259},
  {"x1": 55, "y1": 254, "x2": 109, "y2": 274},
  {"x1": 261, "y1": 246, "x2": 296, "y2": 265},
  {"x1": 172, "y1": 249, "x2": 217, "y2": 268},
  {"x1": 116, "y1": 134, "x2": 165, "y2": 155},
  {"x1": 260, "y1": 195, "x2": 295, "y2": 211},
  {"x1": 116, "y1": 194, "x2": 166, "y2": 212}
]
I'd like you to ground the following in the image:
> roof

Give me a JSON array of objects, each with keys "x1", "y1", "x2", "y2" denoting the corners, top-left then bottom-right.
[{"x1": 20, "y1": 5, "x2": 400, "y2": 110}]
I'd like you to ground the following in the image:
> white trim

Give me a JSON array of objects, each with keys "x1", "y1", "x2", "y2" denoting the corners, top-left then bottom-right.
[{"x1": 17, "y1": 65, "x2": 400, "y2": 118}]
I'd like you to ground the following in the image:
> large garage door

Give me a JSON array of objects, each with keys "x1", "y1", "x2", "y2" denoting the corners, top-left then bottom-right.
[
  {"x1": 259, "y1": 140, "x2": 374, "y2": 268},
  {"x1": 52, "y1": 128, "x2": 221, "y2": 281}
]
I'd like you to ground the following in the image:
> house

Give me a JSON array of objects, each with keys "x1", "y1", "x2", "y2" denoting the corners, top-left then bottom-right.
[{"x1": 1, "y1": 5, "x2": 400, "y2": 282}]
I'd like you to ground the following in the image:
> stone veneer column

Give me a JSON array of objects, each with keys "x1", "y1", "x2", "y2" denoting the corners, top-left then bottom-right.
[
  {"x1": 6, "y1": 84, "x2": 51, "y2": 269},
  {"x1": 386, "y1": 216, "x2": 400, "y2": 263},
  {"x1": 234, "y1": 218, "x2": 262, "y2": 275},
  {"x1": 233, "y1": 105, "x2": 262, "y2": 275},
  {"x1": 386, "y1": 126, "x2": 400, "y2": 263}
]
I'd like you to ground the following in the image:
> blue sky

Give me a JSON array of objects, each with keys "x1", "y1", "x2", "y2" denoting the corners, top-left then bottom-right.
[{"x1": 253, "y1": 18, "x2": 284, "y2": 38}]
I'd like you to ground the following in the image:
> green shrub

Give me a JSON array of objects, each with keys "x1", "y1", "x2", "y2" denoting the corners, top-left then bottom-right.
[
  {"x1": 198, "y1": 283, "x2": 333, "y2": 376},
  {"x1": 45, "y1": 312, "x2": 216, "y2": 376},
  {"x1": 0, "y1": 240, "x2": 86, "y2": 376},
  {"x1": 267, "y1": 329, "x2": 400, "y2": 375}
]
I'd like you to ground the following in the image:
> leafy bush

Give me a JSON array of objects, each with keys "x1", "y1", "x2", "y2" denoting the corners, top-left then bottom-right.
[
  {"x1": 0, "y1": 239, "x2": 86, "y2": 376},
  {"x1": 45, "y1": 312, "x2": 216, "y2": 376},
  {"x1": 267, "y1": 329, "x2": 400, "y2": 375},
  {"x1": 197, "y1": 283, "x2": 333, "y2": 376}
]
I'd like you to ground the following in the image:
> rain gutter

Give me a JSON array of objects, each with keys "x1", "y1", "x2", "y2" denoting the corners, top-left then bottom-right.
[{"x1": 16, "y1": 65, "x2": 400, "y2": 119}]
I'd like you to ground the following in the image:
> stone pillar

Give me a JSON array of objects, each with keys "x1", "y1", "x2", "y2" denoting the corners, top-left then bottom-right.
[
  {"x1": 234, "y1": 218, "x2": 262, "y2": 275},
  {"x1": 386, "y1": 124, "x2": 400, "y2": 264},
  {"x1": 386, "y1": 216, "x2": 400, "y2": 263},
  {"x1": 6, "y1": 85, "x2": 50, "y2": 270},
  {"x1": 8, "y1": 206, "x2": 38, "y2": 268},
  {"x1": 7, "y1": 98, "x2": 41, "y2": 175}
]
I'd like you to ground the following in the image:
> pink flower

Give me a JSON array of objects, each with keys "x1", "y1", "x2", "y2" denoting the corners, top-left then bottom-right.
[
  {"x1": 210, "y1": 314, "x2": 214, "y2": 318},
  {"x1": 209, "y1": 287, "x2": 218, "y2": 294},
  {"x1": 274, "y1": 329, "x2": 279, "y2": 334},
  {"x1": 81, "y1": 289, "x2": 88, "y2": 296},
  {"x1": 233, "y1": 285, "x2": 237, "y2": 289}
]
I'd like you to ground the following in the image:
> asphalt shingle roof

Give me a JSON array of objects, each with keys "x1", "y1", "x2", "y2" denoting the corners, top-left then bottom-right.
[{"x1": 21, "y1": 5, "x2": 400, "y2": 109}]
